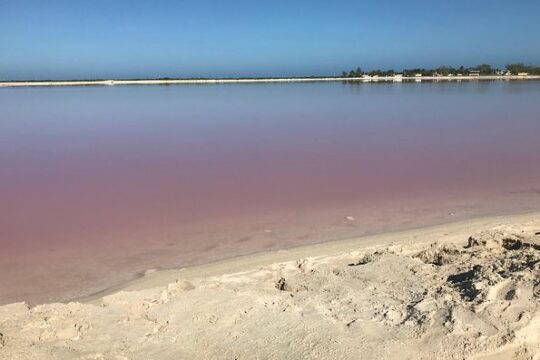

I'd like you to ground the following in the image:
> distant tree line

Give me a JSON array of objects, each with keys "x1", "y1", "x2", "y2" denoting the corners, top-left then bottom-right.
[
  {"x1": 341, "y1": 63, "x2": 540, "y2": 77},
  {"x1": 505, "y1": 63, "x2": 540, "y2": 75}
]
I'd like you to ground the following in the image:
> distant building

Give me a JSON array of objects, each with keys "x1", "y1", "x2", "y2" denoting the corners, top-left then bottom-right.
[
  {"x1": 469, "y1": 70, "x2": 480, "y2": 77},
  {"x1": 415, "y1": 74, "x2": 422, "y2": 77},
  {"x1": 518, "y1": 72, "x2": 529, "y2": 76},
  {"x1": 393, "y1": 74, "x2": 403, "y2": 82}
]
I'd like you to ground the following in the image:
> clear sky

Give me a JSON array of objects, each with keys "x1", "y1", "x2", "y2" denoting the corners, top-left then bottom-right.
[{"x1": 1, "y1": 0, "x2": 539, "y2": 80}]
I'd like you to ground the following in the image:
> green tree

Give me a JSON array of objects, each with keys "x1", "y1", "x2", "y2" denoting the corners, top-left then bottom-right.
[
  {"x1": 505, "y1": 63, "x2": 540, "y2": 75},
  {"x1": 475, "y1": 64, "x2": 494, "y2": 75}
]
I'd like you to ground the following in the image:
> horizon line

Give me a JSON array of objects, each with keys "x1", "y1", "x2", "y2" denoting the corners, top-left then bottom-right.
[
  {"x1": 3, "y1": 62, "x2": 539, "y2": 83},
  {"x1": 2, "y1": 74, "x2": 540, "y2": 88}
]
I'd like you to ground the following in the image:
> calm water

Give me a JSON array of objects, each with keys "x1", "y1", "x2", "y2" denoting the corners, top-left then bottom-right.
[{"x1": 1, "y1": 81, "x2": 540, "y2": 303}]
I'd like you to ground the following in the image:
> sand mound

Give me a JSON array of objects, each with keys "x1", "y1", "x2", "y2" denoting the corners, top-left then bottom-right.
[{"x1": 0, "y1": 226, "x2": 539, "y2": 359}]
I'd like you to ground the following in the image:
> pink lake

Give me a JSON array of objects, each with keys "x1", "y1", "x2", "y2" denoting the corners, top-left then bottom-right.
[{"x1": 1, "y1": 81, "x2": 540, "y2": 304}]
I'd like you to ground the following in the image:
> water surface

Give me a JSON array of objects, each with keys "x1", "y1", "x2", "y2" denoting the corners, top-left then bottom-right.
[{"x1": 1, "y1": 81, "x2": 540, "y2": 304}]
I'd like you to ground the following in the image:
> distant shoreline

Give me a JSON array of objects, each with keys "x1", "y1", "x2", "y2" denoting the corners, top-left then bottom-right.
[{"x1": 1, "y1": 75, "x2": 540, "y2": 87}]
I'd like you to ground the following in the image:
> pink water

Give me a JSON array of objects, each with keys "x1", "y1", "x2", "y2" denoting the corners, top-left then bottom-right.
[{"x1": 1, "y1": 81, "x2": 540, "y2": 304}]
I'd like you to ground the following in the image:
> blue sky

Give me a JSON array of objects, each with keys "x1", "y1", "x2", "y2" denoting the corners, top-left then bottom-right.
[{"x1": 1, "y1": 0, "x2": 539, "y2": 80}]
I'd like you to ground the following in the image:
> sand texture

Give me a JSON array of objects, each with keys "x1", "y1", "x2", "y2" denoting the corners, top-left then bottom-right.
[{"x1": 1, "y1": 216, "x2": 539, "y2": 359}]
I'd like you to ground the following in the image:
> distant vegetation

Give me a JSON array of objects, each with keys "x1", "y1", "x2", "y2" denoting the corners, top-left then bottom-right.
[
  {"x1": 342, "y1": 63, "x2": 540, "y2": 77},
  {"x1": 504, "y1": 63, "x2": 540, "y2": 75},
  {"x1": 3, "y1": 63, "x2": 539, "y2": 83}
]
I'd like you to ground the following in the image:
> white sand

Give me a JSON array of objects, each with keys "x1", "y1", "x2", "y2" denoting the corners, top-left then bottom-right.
[{"x1": 1, "y1": 212, "x2": 539, "y2": 359}]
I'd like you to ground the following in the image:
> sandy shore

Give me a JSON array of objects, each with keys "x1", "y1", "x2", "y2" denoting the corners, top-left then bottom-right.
[
  {"x1": 1, "y1": 75, "x2": 539, "y2": 87},
  {"x1": 1, "y1": 212, "x2": 539, "y2": 359}
]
